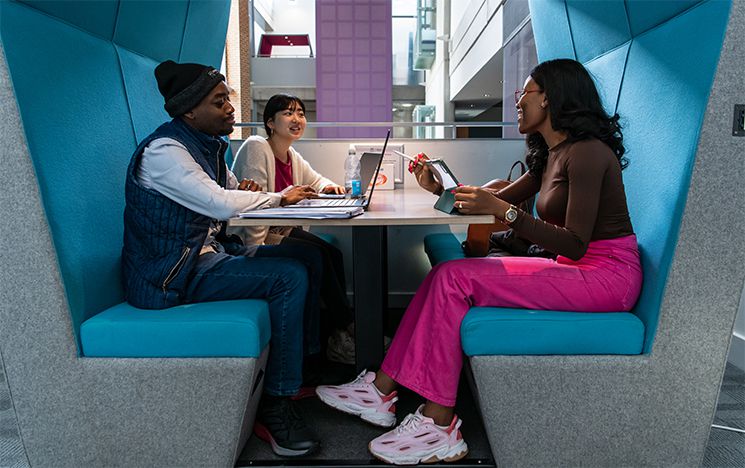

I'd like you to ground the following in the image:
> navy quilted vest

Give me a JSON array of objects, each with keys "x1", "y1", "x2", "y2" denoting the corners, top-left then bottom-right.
[{"x1": 122, "y1": 118, "x2": 228, "y2": 309}]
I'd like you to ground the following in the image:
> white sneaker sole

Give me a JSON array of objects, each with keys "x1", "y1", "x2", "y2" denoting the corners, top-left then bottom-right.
[
  {"x1": 316, "y1": 388, "x2": 395, "y2": 428},
  {"x1": 369, "y1": 439, "x2": 469, "y2": 465}
]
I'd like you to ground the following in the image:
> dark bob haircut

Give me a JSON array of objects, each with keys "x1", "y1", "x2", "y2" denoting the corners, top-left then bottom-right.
[
  {"x1": 263, "y1": 94, "x2": 306, "y2": 136},
  {"x1": 525, "y1": 59, "x2": 627, "y2": 176}
]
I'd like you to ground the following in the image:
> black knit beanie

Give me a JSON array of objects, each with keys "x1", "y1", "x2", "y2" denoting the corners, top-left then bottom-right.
[{"x1": 154, "y1": 60, "x2": 226, "y2": 117}]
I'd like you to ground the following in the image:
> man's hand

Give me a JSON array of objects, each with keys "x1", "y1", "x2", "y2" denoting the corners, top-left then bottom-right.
[
  {"x1": 238, "y1": 178, "x2": 262, "y2": 192},
  {"x1": 411, "y1": 153, "x2": 443, "y2": 195},
  {"x1": 453, "y1": 185, "x2": 509, "y2": 216},
  {"x1": 321, "y1": 184, "x2": 346, "y2": 195},
  {"x1": 280, "y1": 185, "x2": 316, "y2": 206}
]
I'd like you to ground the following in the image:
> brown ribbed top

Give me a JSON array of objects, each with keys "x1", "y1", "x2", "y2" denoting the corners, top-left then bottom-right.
[{"x1": 496, "y1": 139, "x2": 633, "y2": 260}]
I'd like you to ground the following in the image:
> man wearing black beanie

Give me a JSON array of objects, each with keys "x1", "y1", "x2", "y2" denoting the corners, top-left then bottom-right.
[{"x1": 122, "y1": 60, "x2": 321, "y2": 457}]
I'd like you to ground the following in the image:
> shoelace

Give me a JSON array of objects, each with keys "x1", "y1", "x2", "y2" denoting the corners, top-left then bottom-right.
[
  {"x1": 266, "y1": 399, "x2": 307, "y2": 431},
  {"x1": 346, "y1": 369, "x2": 369, "y2": 387},
  {"x1": 285, "y1": 400, "x2": 307, "y2": 430},
  {"x1": 395, "y1": 412, "x2": 424, "y2": 435}
]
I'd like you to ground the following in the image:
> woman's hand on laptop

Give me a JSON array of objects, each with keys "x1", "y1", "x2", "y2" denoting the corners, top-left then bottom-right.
[
  {"x1": 321, "y1": 184, "x2": 346, "y2": 195},
  {"x1": 411, "y1": 153, "x2": 443, "y2": 195},
  {"x1": 280, "y1": 185, "x2": 317, "y2": 206}
]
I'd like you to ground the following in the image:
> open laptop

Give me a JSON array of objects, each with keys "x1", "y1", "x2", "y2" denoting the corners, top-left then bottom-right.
[{"x1": 293, "y1": 129, "x2": 390, "y2": 209}]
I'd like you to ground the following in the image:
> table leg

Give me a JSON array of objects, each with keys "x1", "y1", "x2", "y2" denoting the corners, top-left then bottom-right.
[{"x1": 352, "y1": 225, "x2": 388, "y2": 372}]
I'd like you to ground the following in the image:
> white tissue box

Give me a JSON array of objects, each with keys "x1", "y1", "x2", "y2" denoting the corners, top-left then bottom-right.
[{"x1": 374, "y1": 162, "x2": 395, "y2": 190}]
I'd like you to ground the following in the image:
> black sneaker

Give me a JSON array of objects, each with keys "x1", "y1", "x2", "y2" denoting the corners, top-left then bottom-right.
[{"x1": 254, "y1": 395, "x2": 320, "y2": 457}]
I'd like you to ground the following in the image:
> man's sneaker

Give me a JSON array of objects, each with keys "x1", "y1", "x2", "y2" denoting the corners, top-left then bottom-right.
[
  {"x1": 315, "y1": 370, "x2": 397, "y2": 427},
  {"x1": 368, "y1": 404, "x2": 468, "y2": 465},
  {"x1": 327, "y1": 328, "x2": 355, "y2": 365},
  {"x1": 254, "y1": 396, "x2": 320, "y2": 457}
]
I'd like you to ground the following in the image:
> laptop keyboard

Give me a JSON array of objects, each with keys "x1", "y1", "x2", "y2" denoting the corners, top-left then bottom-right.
[{"x1": 321, "y1": 198, "x2": 359, "y2": 206}]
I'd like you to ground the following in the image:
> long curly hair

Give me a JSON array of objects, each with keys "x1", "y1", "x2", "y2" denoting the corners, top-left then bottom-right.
[{"x1": 525, "y1": 59, "x2": 627, "y2": 176}]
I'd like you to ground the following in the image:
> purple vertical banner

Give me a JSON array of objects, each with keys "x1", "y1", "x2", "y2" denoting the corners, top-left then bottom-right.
[{"x1": 316, "y1": 0, "x2": 392, "y2": 138}]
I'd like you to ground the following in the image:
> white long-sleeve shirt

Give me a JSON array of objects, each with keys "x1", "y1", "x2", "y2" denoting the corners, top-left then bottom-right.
[{"x1": 137, "y1": 137, "x2": 282, "y2": 254}]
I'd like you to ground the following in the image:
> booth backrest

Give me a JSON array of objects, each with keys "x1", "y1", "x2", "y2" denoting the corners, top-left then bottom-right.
[
  {"x1": 530, "y1": 0, "x2": 730, "y2": 352},
  {"x1": 0, "y1": 0, "x2": 230, "y2": 351}
]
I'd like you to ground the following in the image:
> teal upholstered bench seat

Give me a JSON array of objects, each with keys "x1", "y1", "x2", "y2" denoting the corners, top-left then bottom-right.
[
  {"x1": 423, "y1": 233, "x2": 645, "y2": 355},
  {"x1": 424, "y1": 232, "x2": 466, "y2": 265},
  {"x1": 80, "y1": 300, "x2": 271, "y2": 358},
  {"x1": 461, "y1": 308, "x2": 644, "y2": 355}
]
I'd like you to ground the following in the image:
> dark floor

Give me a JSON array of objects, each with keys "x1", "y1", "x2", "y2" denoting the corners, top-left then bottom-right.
[
  {"x1": 237, "y1": 307, "x2": 494, "y2": 467},
  {"x1": 237, "y1": 361, "x2": 494, "y2": 467},
  {"x1": 704, "y1": 361, "x2": 745, "y2": 468}
]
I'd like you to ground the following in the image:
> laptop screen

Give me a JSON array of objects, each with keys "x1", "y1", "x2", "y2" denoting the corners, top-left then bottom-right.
[{"x1": 360, "y1": 129, "x2": 390, "y2": 200}]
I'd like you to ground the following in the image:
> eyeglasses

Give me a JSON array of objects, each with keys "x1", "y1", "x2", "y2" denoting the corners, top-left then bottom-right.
[{"x1": 514, "y1": 88, "x2": 542, "y2": 104}]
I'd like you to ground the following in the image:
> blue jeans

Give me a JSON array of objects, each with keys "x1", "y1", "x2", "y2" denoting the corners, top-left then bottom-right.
[
  {"x1": 255, "y1": 243, "x2": 323, "y2": 355},
  {"x1": 184, "y1": 242, "x2": 321, "y2": 396}
]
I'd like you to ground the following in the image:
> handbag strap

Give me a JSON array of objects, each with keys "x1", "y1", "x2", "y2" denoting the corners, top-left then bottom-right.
[{"x1": 507, "y1": 161, "x2": 527, "y2": 181}]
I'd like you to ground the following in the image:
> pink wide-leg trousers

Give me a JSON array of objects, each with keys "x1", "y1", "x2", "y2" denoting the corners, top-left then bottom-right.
[{"x1": 380, "y1": 234, "x2": 642, "y2": 406}]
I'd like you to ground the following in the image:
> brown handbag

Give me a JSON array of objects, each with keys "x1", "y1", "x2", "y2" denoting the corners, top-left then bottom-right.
[{"x1": 462, "y1": 161, "x2": 533, "y2": 257}]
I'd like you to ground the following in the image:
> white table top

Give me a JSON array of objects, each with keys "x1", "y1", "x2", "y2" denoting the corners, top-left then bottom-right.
[{"x1": 228, "y1": 187, "x2": 496, "y2": 227}]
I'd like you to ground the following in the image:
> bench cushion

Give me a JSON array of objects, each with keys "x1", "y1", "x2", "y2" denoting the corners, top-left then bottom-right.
[
  {"x1": 80, "y1": 300, "x2": 270, "y2": 358},
  {"x1": 461, "y1": 307, "x2": 644, "y2": 356},
  {"x1": 424, "y1": 233, "x2": 466, "y2": 265}
]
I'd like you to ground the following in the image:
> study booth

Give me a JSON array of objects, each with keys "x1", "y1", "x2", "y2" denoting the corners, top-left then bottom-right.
[{"x1": 0, "y1": 0, "x2": 743, "y2": 466}]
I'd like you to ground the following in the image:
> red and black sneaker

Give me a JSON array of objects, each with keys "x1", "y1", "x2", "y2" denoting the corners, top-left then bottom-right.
[{"x1": 254, "y1": 395, "x2": 320, "y2": 457}]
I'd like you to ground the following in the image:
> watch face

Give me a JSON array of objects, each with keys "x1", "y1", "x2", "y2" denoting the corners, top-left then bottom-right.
[{"x1": 506, "y1": 208, "x2": 518, "y2": 222}]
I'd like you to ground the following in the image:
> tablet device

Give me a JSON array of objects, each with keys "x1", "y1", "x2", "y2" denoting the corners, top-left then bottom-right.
[{"x1": 428, "y1": 159, "x2": 459, "y2": 190}]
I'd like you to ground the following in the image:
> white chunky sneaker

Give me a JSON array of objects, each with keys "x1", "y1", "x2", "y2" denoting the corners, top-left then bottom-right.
[
  {"x1": 367, "y1": 404, "x2": 468, "y2": 465},
  {"x1": 315, "y1": 370, "x2": 398, "y2": 428}
]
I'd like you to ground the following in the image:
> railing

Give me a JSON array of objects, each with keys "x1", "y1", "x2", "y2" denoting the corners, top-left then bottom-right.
[{"x1": 234, "y1": 121, "x2": 518, "y2": 139}]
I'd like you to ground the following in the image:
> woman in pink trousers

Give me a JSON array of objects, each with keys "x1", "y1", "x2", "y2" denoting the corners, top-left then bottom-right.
[{"x1": 316, "y1": 58, "x2": 643, "y2": 465}]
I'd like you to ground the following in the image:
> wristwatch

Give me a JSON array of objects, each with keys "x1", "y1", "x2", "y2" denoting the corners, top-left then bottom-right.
[{"x1": 504, "y1": 204, "x2": 519, "y2": 224}]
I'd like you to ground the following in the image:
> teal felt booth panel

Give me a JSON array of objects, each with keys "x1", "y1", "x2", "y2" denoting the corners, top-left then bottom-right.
[
  {"x1": 114, "y1": 0, "x2": 190, "y2": 63},
  {"x1": 584, "y1": 42, "x2": 630, "y2": 116},
  {"x1": 461, "y1": 308, "x2": 644, "y2": 356},
  {"x1": 566, "y1": 0, "x2": 631, "y2": 63},
  {"x1": 508, "y1": 0, "x2": 731, "y2": 355},
  {"x1": 617, "y1": 0, "x2": 729, "y2": 352},
  {"x1": 180, "y1": 0, "x2": 231, "y2": 66},
  {"x1": 116, "y1": 45, "x2": 170, "y2": 142},
  {"x1": 626, "y1": 0, "x2": 700, "y2": 36},
  {"x1": 1, "y1": 1, "x2": 135, "y2": 342},
  {"x1": 530, "y1": 0, "x2": 576, "y2": 62},
  {"x1": 18, "y1": 0, "x2": 118, "y2": 39},
  {"x1": 0, "y1": 0, "x2": 233, "y2": 354},
  {"x1": 80, "y1": 300, "x2": 271, "y2": 358}
]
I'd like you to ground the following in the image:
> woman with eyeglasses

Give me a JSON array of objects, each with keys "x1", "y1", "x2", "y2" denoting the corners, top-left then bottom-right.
[{"x1": 316, "y1": 59, "x2": 641, "y2": 465}]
